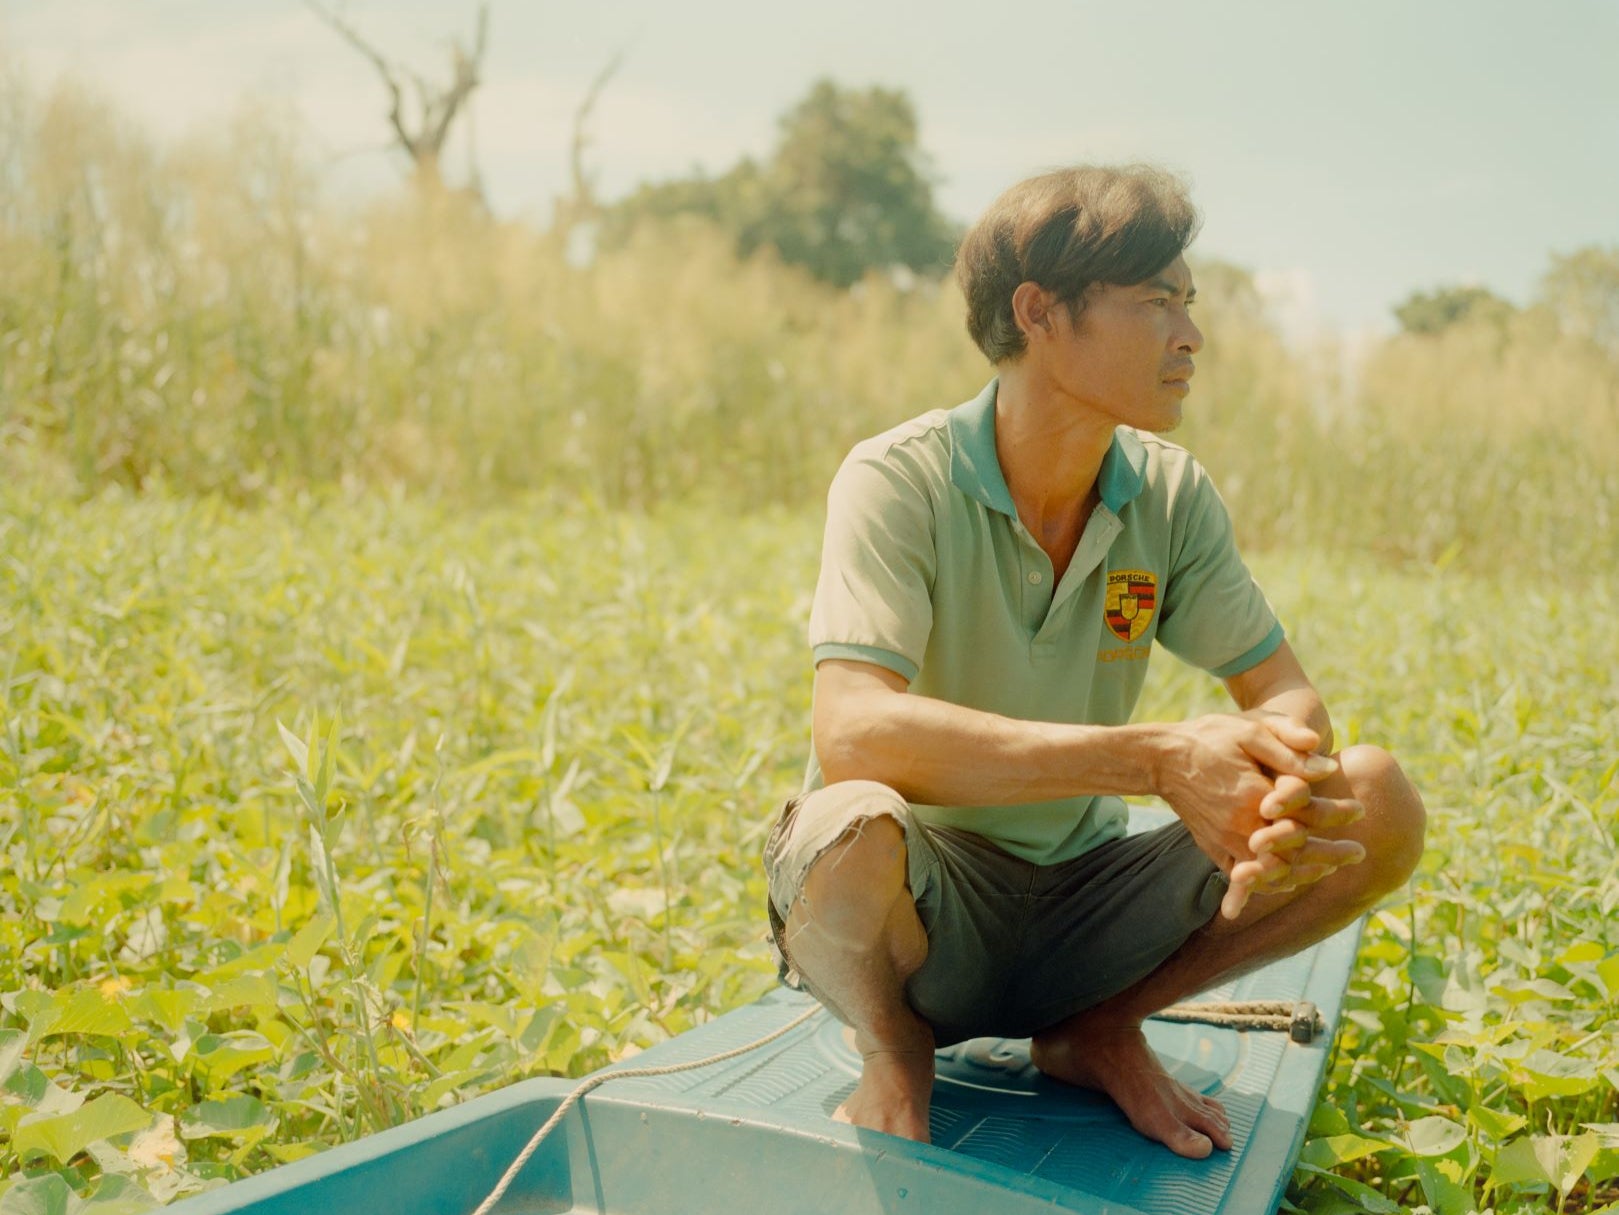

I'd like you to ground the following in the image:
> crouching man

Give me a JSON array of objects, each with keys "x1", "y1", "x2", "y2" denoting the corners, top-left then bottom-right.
[{"x1": 762, "y1": 164, "x2": 1425, "y2": 1158}]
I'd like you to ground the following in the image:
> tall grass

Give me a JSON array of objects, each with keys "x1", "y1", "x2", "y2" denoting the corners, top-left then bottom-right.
[{"x1": 1, "y1": 72, "x2": 1614, "y2": 576}]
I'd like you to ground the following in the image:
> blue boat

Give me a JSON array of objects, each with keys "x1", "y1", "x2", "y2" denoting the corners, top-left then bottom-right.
[{"x1": 168, "y1": 810, "x2": 1361, "y2": 1215}]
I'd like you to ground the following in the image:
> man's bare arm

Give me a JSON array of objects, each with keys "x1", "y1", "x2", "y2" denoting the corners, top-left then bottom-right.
[
  {"x1": 1222, "y1": 641, "x2": 1333, "y2": 753},
  {"x1": 814, "y1": 655, "x2": 1336, "y2": 881}
]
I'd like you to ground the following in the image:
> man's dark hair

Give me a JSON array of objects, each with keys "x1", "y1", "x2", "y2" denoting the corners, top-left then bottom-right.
[{"x1": 955, "y1": 165, "x2": 1201, "y2": 363}]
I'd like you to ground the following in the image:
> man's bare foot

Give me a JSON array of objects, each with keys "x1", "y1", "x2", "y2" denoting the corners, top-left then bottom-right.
[
  {"x1": 1030, "y1": 1016, "x2": 1232, "y2": 1159},
  {"x1": 832, "y1": 1044, "x2": 935, "y2": 1143}
]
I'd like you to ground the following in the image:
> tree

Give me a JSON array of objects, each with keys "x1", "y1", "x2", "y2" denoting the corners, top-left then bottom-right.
[
  {"x1": 601, "y1": 79, "x2": 958, "y2": 288},
  {"x1": 1393, "y1": 285, "x2": 1516, "y2": 336},
  {"x1": 1537, "y1": 245, "x2": 1619, "y2": 356},
  {"x1": 306, "y1": 1, "x2": 489, "y2": 198}
]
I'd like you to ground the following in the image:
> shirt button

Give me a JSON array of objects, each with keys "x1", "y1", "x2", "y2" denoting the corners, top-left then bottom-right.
[{"x1": 1027, "y1": 571, "x2": 1043, "y2": 585}]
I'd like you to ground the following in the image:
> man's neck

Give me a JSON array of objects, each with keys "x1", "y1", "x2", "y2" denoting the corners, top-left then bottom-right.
[{"x1": 993, "y1": 363, "x2": 1116, "y2": 530}]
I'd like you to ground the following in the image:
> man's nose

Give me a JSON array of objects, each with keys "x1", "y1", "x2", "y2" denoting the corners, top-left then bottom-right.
[{"x1": 1177, "y1": 313, "x2": 1204, "y2": 354}]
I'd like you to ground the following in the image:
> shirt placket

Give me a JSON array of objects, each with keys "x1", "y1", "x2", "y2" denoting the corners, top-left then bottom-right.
[
  {"x1": 1035, "y1": 508, "x2": 1122, "y2": 644},
  {"x1": 1017, "y1": 534, "x2": 1055, "y2": 636}
]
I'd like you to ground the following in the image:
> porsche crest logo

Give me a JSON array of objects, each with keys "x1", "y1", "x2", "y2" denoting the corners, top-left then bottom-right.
[{"x1": 1104, "y1": 569, "x2": 1158, "y2": 644}]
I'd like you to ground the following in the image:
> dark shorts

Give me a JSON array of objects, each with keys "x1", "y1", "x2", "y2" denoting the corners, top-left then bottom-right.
[{"x1": 763, "y1": 780, "x2": 1227, "y2": 1047}]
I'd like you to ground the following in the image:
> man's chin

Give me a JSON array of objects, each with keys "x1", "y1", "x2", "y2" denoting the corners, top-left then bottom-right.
[{"x1": 1141, "y1": 406, "x2": 1185, "y2": 435}]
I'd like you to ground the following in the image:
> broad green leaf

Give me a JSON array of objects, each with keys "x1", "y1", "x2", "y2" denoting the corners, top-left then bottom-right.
[
  {"x1": 1413, "y1": 1046, "x2": 1473, "y2": 1109},
  {"x1": 201, "y1": 974, "x2": 279, "y2": 1012},
  {"x1": 366, "y1": 942, "x2": 406, "y2": 991},
  {"x1": 1499, "y1": 976, "x2": 1576, "y2": 1003},
  {"x1": 1440, "y1": 959, "x2": 1487, "y2": 1013},
  {"x1": 432, "y1": 1032, "x2": 497, "y2": 1077},
  {"x1": 1413, "y1": 1157, "x2": 1473, "y2": 1215},
  {"x1": 1590, "y1": 1147, "x2": 1619, "y2": 1186},
  {"x1": 519, "y1": 1005, "x2": 566, "y2": 1054},
  {"x1": 1494, "y1": 1133, "x2": 1600, "y2": 1195},
  {"x1": 1292, "y1": 1164, "x2": 1402, "y2": 1214},
  {"x1": 14, "y1": 990, "x2": 60, "y2": 1043},
  {"x1": 200, "y1": 941, "x2": 284, "y2": 981},
  {"x1": 13, "y1": 1093, "x2": 152, "y2": 1164},
  {"x1": 0, "y1": 1173, "x2": 73, "y2": 1215},
  {"x1": 508, "y1": 917, "x2": 558, "y2": 1004},
  {"x1": 283, "y1": 914, "x2": 335, "y2": 968},
  {"x1": 127, "y1": 988, "x2": 199, "y2": 1035},
  {"x1": 76, "y1": 1175, "x2": 158, "y2": 1213},
  {"x1": 192, "y1": 1032, "x2": 276, "y2": 1082},
  {"x1": 179, "y1": 1095, "x2": 274, "y2": 1140},
  {"x1": 0, "y1": 1029, "x2": 26, "y2": 1086},
  {"x1": 1598, "y1": 954, "x2": 1619, "y2": 999},
  {"x1": 4, "y1": 1063, "x2": 56, "y2": 1109},
  {"x1": 1513, "y1": 1048, "x2": 1600, "y2": 1101},
  {"x1": 35, "y1": 988, "x2": 133, "y2": 1040},
  {"x1": 1299, "y1": 1133, "x2": 1390, "y2": 1168},
  {"x1": 1468, "y1": 1104, "x2": 1525, "y2": 1141},
  {"x1": 1554, "y1": 1134, "x2": 1602, "y2": 1194},
  {"x1": 59, "y1": 874, "x2": 153, "y2": 926},
  {"x1": 420, "y1": 1067, "x2": 485, "y2": 1109},
  {"x1": 449, "y1": 1001, "x2": 522, "y2": 1038},
  {"x1": 1559, "y1": 940, "x2": 1605, "y2": 965},
  {"x1": 1401, "y1": 1115, "x2": 1466, "y2": 1158},
  {"x1": 1409, "y1": 954, "x2": 1447, "y2": 1006},
  {"x1": 1483, "y1": 1140, "x2": 1547, "y2": 1192}
]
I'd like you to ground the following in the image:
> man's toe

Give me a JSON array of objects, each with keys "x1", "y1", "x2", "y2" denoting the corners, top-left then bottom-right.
[{"x1": 1166, "y1": 1124, "x2": 1214, "y2": 1159}]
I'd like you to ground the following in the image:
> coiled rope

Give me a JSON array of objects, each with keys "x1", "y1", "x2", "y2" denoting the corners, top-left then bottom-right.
[
  {"x1": 466, "y1": 996, "x2": 1322, "y2": 1215},
  {"x1": 1152, "y1": 999, "x2": 1324, "y2": 1041}
]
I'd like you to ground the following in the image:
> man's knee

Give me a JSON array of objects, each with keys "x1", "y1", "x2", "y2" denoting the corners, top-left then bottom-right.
[
  {"x1": 1340, "y1": 744, "x2": 1426, "y2": 890},
  {"x1": 792, "y1": 784, "x2": 911, "y2": 947}
]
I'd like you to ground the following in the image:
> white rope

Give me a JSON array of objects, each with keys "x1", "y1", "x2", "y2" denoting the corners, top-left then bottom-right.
[{"x1": 468, "y1": 1003, "x2": 823, "y2": 1215}]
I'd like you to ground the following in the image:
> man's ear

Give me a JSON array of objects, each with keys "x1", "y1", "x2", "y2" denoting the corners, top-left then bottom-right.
[{"x1": 1011, "y1": 281, "x2": 1055, "y2": 343}]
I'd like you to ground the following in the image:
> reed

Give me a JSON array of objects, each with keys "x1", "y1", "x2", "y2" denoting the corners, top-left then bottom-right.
[{"x1": 2, "y1": 73, "x2": 1613, "y2": 579}]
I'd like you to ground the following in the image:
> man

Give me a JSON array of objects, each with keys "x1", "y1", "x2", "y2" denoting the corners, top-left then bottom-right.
[{"x1": 761, "y1": 165, "x2": 1426, "y2": 1159}]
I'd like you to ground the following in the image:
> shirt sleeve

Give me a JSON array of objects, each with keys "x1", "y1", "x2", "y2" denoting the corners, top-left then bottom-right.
[
  {"x1": 808, "y1": 447, "x2": 937, "y2": 683},
  {"x1": 1154, "y1": 461, "x2": 1283, "y2": 678}
]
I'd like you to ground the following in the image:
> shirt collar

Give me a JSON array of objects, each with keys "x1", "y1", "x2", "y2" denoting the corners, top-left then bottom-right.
[{"x1": 947, "y1": 378, "x2": 1149, "y2": 518}]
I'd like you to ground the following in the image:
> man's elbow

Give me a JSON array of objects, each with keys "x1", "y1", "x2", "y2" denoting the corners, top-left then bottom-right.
[
  {"x1": 813, "y1": 706, "x2": 905, "y2": 792},
  {"x1": 814, "y1": 721, "x2": 883, "y2": 788}
]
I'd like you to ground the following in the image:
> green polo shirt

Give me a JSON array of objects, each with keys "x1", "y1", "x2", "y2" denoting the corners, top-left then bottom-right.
[{"x1": 802, "y1": 379, "x2": 1284, "y2": 865}]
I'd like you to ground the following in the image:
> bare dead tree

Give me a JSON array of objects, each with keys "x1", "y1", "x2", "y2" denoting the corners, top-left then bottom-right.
[
  {"x1": 306, "y1": 0, "x2": 490, "y2": 198},
  {"x1": 567, "y1": 50, "x2": 624, "y2": 220}
]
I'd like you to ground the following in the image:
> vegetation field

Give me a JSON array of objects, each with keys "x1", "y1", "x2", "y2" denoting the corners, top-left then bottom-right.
[
  {"x1": 1, "y1": 489, "x2": 1616, "y2": 1214},
  {"x1": 3, "y1": 63, "x2": 1619, "y2": 1215}
]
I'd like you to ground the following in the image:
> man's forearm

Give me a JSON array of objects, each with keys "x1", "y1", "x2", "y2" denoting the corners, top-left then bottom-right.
[{"x1": 816, "y1": 689, "x2": 1172, "y2": 807}]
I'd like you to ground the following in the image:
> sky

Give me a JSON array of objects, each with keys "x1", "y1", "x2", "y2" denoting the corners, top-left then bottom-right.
[{"x1": 3, "y1": 0, "x2": 1616, "y2": 341}]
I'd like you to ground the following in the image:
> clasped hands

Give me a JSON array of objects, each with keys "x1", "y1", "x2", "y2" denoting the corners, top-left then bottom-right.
[{"x1": 1162, "y1": 712, "x2": 1366, "y2": 921}]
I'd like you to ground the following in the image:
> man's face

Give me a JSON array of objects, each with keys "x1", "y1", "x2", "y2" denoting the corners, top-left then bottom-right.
[{"x1": 1039, "y1": 255, "x2": 1203, "y2": 433}]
